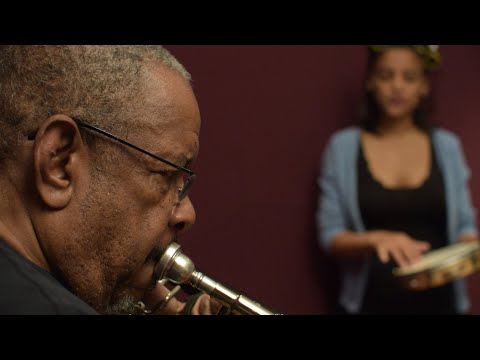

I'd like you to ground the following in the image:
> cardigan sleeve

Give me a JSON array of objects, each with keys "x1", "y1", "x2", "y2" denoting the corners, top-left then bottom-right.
[
  {"x1": 315, "y1": 136, "x2": 348, "y2": 250},
  {"x1": 451, "y1": 136, "x2": 478, "y2": 238}
]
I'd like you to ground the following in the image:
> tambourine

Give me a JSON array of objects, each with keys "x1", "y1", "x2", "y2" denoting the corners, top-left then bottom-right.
[{"x1": 393, "y1": 241, "x2": 480, "y2": 291}]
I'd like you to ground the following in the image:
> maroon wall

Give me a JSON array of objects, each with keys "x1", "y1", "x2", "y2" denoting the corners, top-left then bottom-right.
[{"x1": 165, "y1": 45, "x2": 480, "y2": 314}]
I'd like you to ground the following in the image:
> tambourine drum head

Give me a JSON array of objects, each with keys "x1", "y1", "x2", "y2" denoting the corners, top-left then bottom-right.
[{"x1": 393, "y1": 241, "x2": 480, "y2": 291}]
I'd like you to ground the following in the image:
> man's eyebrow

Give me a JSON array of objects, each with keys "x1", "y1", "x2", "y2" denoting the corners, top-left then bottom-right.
[
  {"x1": 175, "y1": 149, "x2": 198, "y2": 166},
  {"x1": 183, "y1": 161, "x2": 193, "y2": 170}
]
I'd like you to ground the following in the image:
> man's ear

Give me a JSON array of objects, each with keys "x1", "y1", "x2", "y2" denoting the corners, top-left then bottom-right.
[{"x1": 33, "y1": 116, "x2": 87, "y2": 209}]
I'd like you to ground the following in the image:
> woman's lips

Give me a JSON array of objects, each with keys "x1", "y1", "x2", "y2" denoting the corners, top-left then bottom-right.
[{"x1": 388, "y1": 97, "x2": 406, "y2": 106}]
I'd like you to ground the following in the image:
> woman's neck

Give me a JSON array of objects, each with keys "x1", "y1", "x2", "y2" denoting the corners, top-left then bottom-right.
[{"x1": 376, "y1": 116, "x2": 418, "y2": 136}]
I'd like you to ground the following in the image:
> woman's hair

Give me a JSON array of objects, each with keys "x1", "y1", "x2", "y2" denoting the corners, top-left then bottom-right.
[{"x1": 359, "y1": 45, "x2": 439, "y2": 133}]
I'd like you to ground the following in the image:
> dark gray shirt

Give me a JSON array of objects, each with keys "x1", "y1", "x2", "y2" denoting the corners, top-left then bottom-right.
[{"x1": 0, "y1": 238, "x2": 97, "y2": 315}]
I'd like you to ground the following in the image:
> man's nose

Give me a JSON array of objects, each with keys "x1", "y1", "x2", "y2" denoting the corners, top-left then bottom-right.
[{"x1": 169, "y1": 195, "x2": 196, "y2": 234}]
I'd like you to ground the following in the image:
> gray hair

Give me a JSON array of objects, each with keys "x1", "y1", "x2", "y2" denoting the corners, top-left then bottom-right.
[{"x1": 0, "y1": 45, "x2": 191, "y2": 162}]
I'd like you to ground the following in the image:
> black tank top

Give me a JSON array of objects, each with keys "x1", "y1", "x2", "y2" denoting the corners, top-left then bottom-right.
[{"x1": 358, "y1": 135, "x2": 457, "y2": 314}]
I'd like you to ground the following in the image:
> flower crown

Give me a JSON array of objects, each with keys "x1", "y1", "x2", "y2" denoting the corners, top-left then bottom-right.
[{"x1": 369, "y1": 45, "x2": 441, "y2": 70}]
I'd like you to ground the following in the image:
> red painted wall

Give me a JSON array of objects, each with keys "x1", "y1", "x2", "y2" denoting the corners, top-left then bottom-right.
[{"x1": 165, "y1": 45, "x2": 480, "y2": 314}]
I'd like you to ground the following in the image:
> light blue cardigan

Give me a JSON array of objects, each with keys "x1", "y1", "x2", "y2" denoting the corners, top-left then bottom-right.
[{"x1": 316, "y1": 126, "x2": 478, "y2": 314}]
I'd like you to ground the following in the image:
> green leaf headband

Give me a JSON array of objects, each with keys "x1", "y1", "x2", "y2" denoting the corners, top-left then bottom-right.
[{"x1": 369, "y1": 45, "x2": 441, "y2": 70}]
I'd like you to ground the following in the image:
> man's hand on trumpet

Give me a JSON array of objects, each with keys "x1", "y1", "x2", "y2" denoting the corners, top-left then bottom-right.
[{"x1": 143, "y1": 280, "x2": 223, "y2": 315}]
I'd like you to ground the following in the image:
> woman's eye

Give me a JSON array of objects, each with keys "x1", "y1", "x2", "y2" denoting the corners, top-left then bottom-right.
[
  {"x1": 378, "y1": 73, "x2": 391, "y2": 80},
  {"x1": 404, "y1": 73, "x2": 419, "y2": 82}
]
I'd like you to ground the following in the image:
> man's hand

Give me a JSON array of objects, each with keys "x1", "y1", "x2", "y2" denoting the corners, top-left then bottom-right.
[{"x1": 143, "y1": 280, "x2": 222, "y2": 315}]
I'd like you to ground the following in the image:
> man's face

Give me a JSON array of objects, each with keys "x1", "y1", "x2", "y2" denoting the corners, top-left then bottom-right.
[{"x1": 61, "y1": 65, "x2": 201, "y2": 313}]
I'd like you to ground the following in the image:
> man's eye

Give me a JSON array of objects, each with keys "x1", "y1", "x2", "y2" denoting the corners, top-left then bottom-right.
[
  {"x1": 156, "y1": 170, "x2": 181, "y2": 184},
  {"x1": 157, "y1": 170, "x2": 175, "y2": 178}
]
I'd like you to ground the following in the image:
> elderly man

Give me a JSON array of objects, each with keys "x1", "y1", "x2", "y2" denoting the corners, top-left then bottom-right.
[{"x1": 0, "y1": 45, "x2": 214, "y2": 314}]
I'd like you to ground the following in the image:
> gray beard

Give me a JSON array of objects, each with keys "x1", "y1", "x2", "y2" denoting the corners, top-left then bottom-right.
[{"x1": 105, "y1": 294, "x2": 148, "y2": 315}]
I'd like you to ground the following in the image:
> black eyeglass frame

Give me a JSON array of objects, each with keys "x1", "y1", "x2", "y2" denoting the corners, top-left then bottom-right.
[{"x1": 28, "y1": 118, "x2": 196, "y2": 201}]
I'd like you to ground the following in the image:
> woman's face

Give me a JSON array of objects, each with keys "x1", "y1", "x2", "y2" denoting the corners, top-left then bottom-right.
[{"x1": 367, "y1": 47, "x2": 429, "y2": 122}]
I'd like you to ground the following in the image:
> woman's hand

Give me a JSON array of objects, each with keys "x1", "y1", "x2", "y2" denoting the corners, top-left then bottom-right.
[{"x1": 367, "y1": 230, "x2": 431, "y2": 268}]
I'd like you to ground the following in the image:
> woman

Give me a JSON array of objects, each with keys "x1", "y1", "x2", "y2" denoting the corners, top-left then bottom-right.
[{"x1": 316, "y1": 45, "x2": 479, "y2": 314}]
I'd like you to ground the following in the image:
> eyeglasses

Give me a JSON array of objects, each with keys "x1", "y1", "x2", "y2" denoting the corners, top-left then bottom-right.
[{"x1": 28, "y1": 119, "x2": 196, "y2": 202}]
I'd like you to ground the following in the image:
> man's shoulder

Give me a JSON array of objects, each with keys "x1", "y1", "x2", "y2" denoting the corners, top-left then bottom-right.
[{"x1": 0, "y1": 240, "x2": 97, "y2": 315}]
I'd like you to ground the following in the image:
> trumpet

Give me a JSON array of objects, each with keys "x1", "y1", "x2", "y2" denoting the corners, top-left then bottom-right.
[{"x1": 151, "y1": 242, "x2": 280, "y2": 315}]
